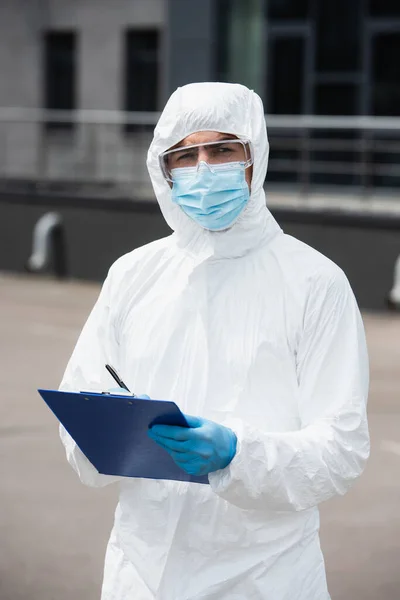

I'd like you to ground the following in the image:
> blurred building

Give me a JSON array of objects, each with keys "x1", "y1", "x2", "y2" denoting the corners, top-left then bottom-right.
[
  {"x1": 0, "y1": 0, "x2": 399, "y2": 116},
  {"x1": 0, "y1": 0, "x2": 164, "y2": 112},
  {"x1": 219, "y1": 0, "x2": 400, "y2": 119},
  {"x1": 0, "y1": 0, "x2": 399, "y2": 193}
]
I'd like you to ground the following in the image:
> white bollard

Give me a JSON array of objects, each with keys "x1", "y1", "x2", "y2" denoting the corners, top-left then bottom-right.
[{"x1": 388, "y1": 254, "x2": 400, "y2": 309}]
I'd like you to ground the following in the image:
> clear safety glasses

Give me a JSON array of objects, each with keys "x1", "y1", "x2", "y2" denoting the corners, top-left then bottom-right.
[{"x1": 159, "y1": 138, "x2": 253, "y2": 182}]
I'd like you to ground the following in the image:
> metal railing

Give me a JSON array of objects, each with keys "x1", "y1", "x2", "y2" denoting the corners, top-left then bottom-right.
[
  {"x1": 0, "y1": 108, "x2": 399, "y2": 201},
  {"x1": 267, "y1": 115, "x2": 400, "y2": 197}
]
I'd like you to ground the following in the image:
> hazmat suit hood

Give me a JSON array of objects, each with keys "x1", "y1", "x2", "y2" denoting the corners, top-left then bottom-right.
[{"x1": 147, "y1": 82, "x2": 281, "y2": 259}]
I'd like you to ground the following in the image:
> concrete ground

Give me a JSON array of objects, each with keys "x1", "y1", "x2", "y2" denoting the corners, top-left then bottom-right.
[{"x1": 0, "y1": 272, "x2": 399, "y2": 600}]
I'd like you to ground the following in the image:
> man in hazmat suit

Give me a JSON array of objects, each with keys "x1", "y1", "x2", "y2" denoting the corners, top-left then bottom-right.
[{"x1": 59, "y1": 82, "x2": 370, "y2": 600}]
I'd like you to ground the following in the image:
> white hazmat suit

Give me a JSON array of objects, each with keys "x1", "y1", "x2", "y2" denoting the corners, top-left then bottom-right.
[{"x1": 60, "y1": 82, "x2": 370, "y2": 600}]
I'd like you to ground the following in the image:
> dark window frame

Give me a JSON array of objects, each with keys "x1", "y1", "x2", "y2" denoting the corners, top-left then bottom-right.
[
  {"x1": 371, "y1": 30, "x2": 400, "y2": 116},
  {"x1": 362, "y1": 19, "x2": 400, "y2": 115},
  {"x1": 315, "y1": 0, "x2": 362, "y2": 74},
  {"x1": 43, "y1": 30, "x2": 77, "y2": 130},
  {"x1": 266, "y1": 23, "x2": 314, "y2": 115},
  {"x1": 369, "y1": 0, "x2": 400, "y2": 18},
  {"x1": 123, "y1": 28, "x2": 160, "y2": 133},
  {"x1": 268, "y1": 0, "x2": 311, "y2": 21}
]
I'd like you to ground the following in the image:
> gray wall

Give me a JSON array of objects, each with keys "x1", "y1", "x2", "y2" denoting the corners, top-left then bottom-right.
[
  {"x1": 0, "y1": 1, "x2": 43, "y2": 176},
  {"x1": 0, "y1": 196, "x2": 169, "y2": 281},
  {"x1": 0, "y1": 0, "x2": 165, "y2": 185},
  {"x1": 0, "y1": 194, "x2": 398, "y2": 311},
  {"x1": 0, "y1": 0, "x2": 165, "y2": 111},
  {"x1": 0, "y1": 0, "x2": 42, "y2": 109}
]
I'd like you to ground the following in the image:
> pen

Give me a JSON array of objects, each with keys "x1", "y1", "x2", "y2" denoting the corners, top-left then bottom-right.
[{"x1": 105, "y1": 364, "x2": 135, "y2": 395}]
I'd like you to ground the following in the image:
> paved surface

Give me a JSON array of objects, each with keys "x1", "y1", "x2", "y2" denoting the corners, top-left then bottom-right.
[{"x1": 0, "y1": 273, "x2": 399, "y2": 600}]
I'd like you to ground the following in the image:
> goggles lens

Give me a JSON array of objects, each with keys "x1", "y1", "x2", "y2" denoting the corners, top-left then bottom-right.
[{"x1": 159, "y1": 139, "x2": 253, "y2": 182}]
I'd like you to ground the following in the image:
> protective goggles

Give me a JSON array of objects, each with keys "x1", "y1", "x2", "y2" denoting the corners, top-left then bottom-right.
[{"x1": 159, "y1": 138, "x2": 253, "y2": 182}]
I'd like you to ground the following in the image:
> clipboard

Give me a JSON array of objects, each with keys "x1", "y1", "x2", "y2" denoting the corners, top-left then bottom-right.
[{"x1": 38, "y1": 389, "x2": 209, "y2": 484}]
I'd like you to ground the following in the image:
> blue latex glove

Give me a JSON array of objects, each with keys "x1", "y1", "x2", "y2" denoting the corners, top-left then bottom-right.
[{"x1": 148, "y1": 415, "x2": 237, "y2": 477}]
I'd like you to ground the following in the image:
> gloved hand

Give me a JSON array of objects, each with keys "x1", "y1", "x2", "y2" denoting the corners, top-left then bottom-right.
[{"x1": 148, "y1": 415, "x2": 237, "y2": 477}]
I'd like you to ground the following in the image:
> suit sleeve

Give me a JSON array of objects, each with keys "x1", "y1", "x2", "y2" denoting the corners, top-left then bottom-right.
[
  {"x1": 59, "y1": 267, "x2": 122, "y2": 488},
  {"x1": 209, "y1": 268, "x2": 370, "y2": 512}
]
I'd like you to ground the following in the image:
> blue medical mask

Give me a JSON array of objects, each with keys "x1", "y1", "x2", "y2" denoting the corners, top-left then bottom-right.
[{"x1": 171, "y1": 161, "x2": 250, "y2": 231}]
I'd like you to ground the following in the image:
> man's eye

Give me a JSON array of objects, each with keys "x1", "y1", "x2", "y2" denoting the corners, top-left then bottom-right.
[
  {"x1": 216, "y1": 145, "x2": 235, "y2": 154},
  {"x1": 176, "y1": 151, "x2": 196, "y2": 162}
]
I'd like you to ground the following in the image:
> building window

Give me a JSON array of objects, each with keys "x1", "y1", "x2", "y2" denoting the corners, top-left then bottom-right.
[
  {"x1": 124, "y1": 29, "x2": 159, "y2": 125},
  {"x1": 372, "y1": 32, "x2": 400, "y2": 116},
  {"x1": 315, "y1": 0, "x2": 361, "y2": 73},
  {"x1": 44, "y1": 31, "x2": 76, "y2": 128},
  {"x1": 369, "y1": 0, "x2": 400, "y2": 17},
  {"x1": 268, "y1": 0, "x2": 311, "y2": 20},
  {"x1": 268, "y1": 37, "x2": 305, "y2": 115},
  {"x1": 315, "y1": 84, "x2": 358, "y2": 116}
]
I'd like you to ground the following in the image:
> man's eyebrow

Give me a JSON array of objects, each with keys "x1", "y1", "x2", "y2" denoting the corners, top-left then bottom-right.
[
  {"x1": 214, "y1": 134, "x2": 237, "y2": 142},
  {"x1": 212, "y1": 140, "x2": 238, "y2": 147},
  {"x1": 171, "y1": 133, "x2": 238, "y2": 150},
  {"x1": 195, "y1": 133, "x2": 236, "y2": 143}
]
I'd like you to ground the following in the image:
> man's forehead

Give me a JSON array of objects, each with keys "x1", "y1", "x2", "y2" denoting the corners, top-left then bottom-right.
[{"x1": 174, "y1": 131, "x2": 238, "y2": 149}]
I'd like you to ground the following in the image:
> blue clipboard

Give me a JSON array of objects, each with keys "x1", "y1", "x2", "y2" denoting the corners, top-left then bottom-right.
[{"x1": 38, "y1": 389, "x2": 208, "y2": 485}]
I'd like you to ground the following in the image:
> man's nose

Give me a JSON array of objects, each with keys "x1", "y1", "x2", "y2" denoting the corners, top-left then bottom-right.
[{"x1": 198, "y1": 148, "x2": 209, "y2": 163}]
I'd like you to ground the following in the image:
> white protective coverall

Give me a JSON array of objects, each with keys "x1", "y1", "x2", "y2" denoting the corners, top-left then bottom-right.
[{"x1": 60, "y1": 82, "x2": 370, "y2": 600}]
